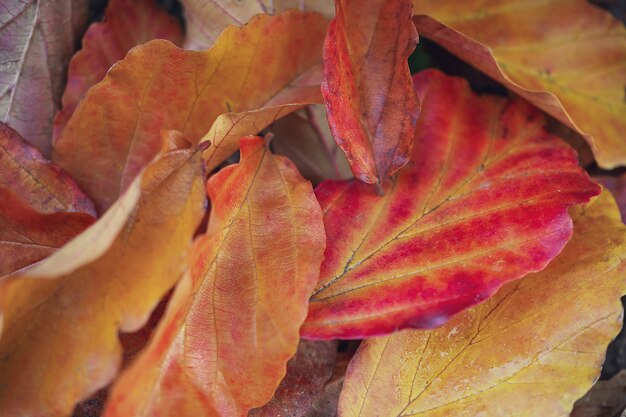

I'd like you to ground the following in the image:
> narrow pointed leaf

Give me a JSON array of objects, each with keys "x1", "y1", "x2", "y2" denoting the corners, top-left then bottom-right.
[
  {"x1": 0, "y1": 0, "x2": 87, "y2": 156},
  {"x1": 302, "y1": 70, "x2": 600, "y2": 339},
  {"x1": 53, "y1": 0, "x2": 183, "y2": 139},
  {"x1": 104, "y1": 137, "x2": 325, "y2": 417},
  {"x1": 0, "y1": 148, "x2": 206, "y2": 417},
  {"x1": 322, "y1": 0, "x2": 419, "y2": 183},
  {"x1": 412, "y1": 0, "x2": 626, "y2": 169},
  {"x1": 181, "y1": 0, "x2": 334, "y2": 49},
  {"x1": 0, "y1": 123, "x2": 95, "y2": 215},
  {"x1": 338, "y1": 189, "x2": 626, "y2": 417},
  {"x1": 54, "y1": 11, "x2": 327, "y2": 213}
]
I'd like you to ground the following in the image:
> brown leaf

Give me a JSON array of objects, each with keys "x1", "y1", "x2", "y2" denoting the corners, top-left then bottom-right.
[
  {"x1": 323, "y1": 0, "x2": 419, "y2": 183},
  {"x1": 571, "y1": 370, "x2": 626, "y2": 417},
  {"x1": 411, "y1": 0, "x2": 626, "y2": 169},
  {"x1": 0, "y1": 0, "x2": 87, "y2": 156}
]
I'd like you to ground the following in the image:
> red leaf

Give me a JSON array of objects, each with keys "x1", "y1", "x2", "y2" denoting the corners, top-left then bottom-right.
[
  {"x1": 322, "y1": 0, "x2": 419, "y2": 184},
  {"x1": 302, "y1": 69, "x2": 600, "y2": 339},
  {"x1": 53, "y1": 0, "x2": 183, "y2": 140}
]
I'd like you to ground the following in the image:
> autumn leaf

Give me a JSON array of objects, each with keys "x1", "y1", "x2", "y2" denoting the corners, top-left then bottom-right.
[
  {"x1": 0, "y1": 147, "x2": 206, "y2": 417},
  {"x1": 53, "y1": 11, "x2": 327, "y2": 213},
  {"x1": 337, "y1": 189, "x2": 626, "y2": 417},
  {"x1": 250, "y1": 340, "x2": 338, "y2": 417},
  {"x1": 0, "y1": 123, "x2": 95, "y2": 215},
  {"x1": 270, "y1": 105, "x2": 352, "y2": 185},
  {"x1": 0, "y1": 0, "x2": 87, "y2": 156},
  {"x1": 0, "y1": 188, "x2": 94, "y2": 278},
  {"x1": 181, "y1": 0, "x2": 334, "y2": 49},
  {"x1": 411, "y1": 0, "x2": 626, "y2": 169},
  {"x1": 595, "y1": 172, "x2": 626, "y2": 221},
  {"x1": 52, "y1": 0, "x2": 183, "y2": 140},
  {"x1": 323, "y1": 0, "x2": 419, "y2": 184},
  {"x1": 104, "y1": 137, "x2": 325, "y2": 417},
  {"x1": 302, "y1": 69, "x2": 600, "y2": 339},
  {"x1": 571, "y1": 370, "x2": 626, "y2": 417}
]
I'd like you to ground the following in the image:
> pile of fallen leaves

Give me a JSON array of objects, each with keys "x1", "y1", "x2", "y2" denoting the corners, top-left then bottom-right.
[{"x1": 1, "y1": 0, "x2": 625, "y2": 416}]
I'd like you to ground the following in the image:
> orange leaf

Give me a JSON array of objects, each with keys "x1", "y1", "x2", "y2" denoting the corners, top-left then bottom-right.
[
  {"x1": 411, "y1": 0, "x2": 626, "y2": 169},
  {"x1": 302, "y1": 70, "x2": 600, "y2": 339},
  {"x1": 0, "y1": 123, "x2": 95, "y2": 215},
  {"x1": 181, "y1": 0, "x2": 334, "y2": 50},
  {"x1": 322, "y1": 0, "x2": 419, "y2": 183},
  {"x1": 250, "y1": 340, "x2": 338, "y2": 417},
  {"x1": 53, "y1": 0, "x2": 183, "y2": 140},
  {"x1": 0, "y1": 0, "x2": 87, "y2": 156},
  {"x1": 53, "y1": 11, "x2": 327, "y2": 213},
  {"x1": 0, "y1": 148, "x2": 206, "y2": 417},
  {"x1": 104, "y1": 137, "x2": 325, "y2": 417},
  {"x1": 337, "y1": 189, "x2": 626, "y2": 417}
]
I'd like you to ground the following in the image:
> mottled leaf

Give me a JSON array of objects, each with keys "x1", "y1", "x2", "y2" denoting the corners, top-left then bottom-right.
[
  {"x1": 322, "y1": 0, "x2": 419, "y2": 183},
  {"x1": 0, "y1": 122, "x2": 94, "y2": 215},
  {"x1": 0, "y1": 147, "x2": 206, "y2": 417},
  {"x1": 104, "y1": 137, "x2": 325, "y2": 417},
  {"x1": 182, "y1": 0, "x2": 334, "y2": 49},
  {"x1": 53, "y1": 0, "x2": 183, "y2": 140},
  {"x1": 0, "y1": 0, "x2": 87, "y2": 156},
  {"x1": 250, "y1": 340, "x2": 338, "y2": 417},
  {"x1": 411, "y1": 0, "x2": 626, "y2": 169},
  {"x1": 302, "y1": 70, "x2": 600, "y2": 339},
  {"x1": 338, "y1": 189, "x2": 626, "y2": 417},
  {"x1": 54, "y1": 11, "x2": 327, "y2": 213}
]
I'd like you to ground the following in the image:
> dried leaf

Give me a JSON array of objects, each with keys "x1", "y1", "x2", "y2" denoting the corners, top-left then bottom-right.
[
  {"x1": 0, "y1": 123, "x2": 94, "y2": 215},
  {"x1": 337, "y1": 189, "x2": 626, "y2": 417},
  {"x1": 53, "y1": 11, "x2": 327, "y2": 213},
  {"x1": 0, "y1": 188, "x2": 94, "y2": 278},
  {"x1": 302, "y1": 70, "x2": 600, "y2": 339},
  {"x1": 0, "y1": 148, "x2": 206, "y2": 417},
  {"x1": 53, "y1": 0, "x2": 183, "y2": 140},
  {"x1": 104, "y1": 137, "x2": 326, "y2": 417},
  {"x1": 270, "y1": 105, "x2": 352, "y2": 185},
  {"x1": 595, "y1": 173, "x2": 626, "y2": 221},
  {"x1": 411, "y1": 0, "x2": 626, "y2": 169},
  {"x1": 181, "y1": 0, "x2": 334, "y2": 49},
  {"x1": 250, "y1": 341, "x2": 338, "y2": 417},
  {"x1": 323, "y1": 0, "x2": 419, "y2": 183},
  {"x1": 571, "y1": 370, "x2": 626, "y2": 417},
  {"x1": 0, "y1": 0, "x2": 87, "y2": 156}
]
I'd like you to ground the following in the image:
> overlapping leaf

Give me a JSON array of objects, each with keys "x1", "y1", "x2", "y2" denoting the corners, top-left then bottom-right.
[
  {"x1": 104, "y1": 137, "x2": 325, "y2": 417},
  {"x1": 0, "y1": 123, "x2": 96, "y2": 277},
  {"x1": 0, "y1": 147, "x2": 206, "y2": 417},
  {"x1": 596, "y1": 172, "x2": 626, "y2": 220},
  {"x1": 53, "y1": 0, "x2": 183, "y2": 139},
  {"x1": 181, "y1": 0, "x2": 334, "y2": 49},
  {"x1": 302, "y1": 70, "x2": 600, "y2": 339},
  {"x1": 338, "y1": 190, "x2": 626, "y2": 417},
  {"x1": 572, "y1": 370, "x2": 626, "y2": 417},
  {"x1": 53, "y1": 11, "x2": 327, "y2": 213},
  {"x1": 412, "y1": 0, "x2": 626, "y2": 169},
  {"x1": 0, "y1": 0, "x2": 87, "y2": 156},
  {"x1": 322, "y1": 0, "x2": 419, "y2": 184}
]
